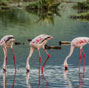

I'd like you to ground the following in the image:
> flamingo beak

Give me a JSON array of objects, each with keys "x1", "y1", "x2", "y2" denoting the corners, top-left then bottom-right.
[{"x1": 64, "y1": 65, "x2": 68, "y2": 70}]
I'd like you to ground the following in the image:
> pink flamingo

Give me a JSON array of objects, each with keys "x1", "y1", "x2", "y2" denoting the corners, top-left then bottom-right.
[
  {"x1": 26, "y1": 34, "x2": 53, "y2": 74},
  {"x1": 64, "y1": 37, "x2": 89, "y2": 71},
  {"x1": 0, "y1": 35, "x2": 16, "y2": 72},
  {"x1": 26, "y1": 34, "x2": 53, "y2": 88}
]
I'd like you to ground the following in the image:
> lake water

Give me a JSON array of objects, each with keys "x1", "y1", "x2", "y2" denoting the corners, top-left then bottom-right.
[{"x1": 0, "y1": 2, "x2": 89, "y2": 88}]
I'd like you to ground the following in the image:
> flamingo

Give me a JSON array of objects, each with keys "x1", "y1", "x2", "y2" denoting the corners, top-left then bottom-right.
[
  {"x1": 64, "y1": 37, "x2": 89, "y2": 71},
  {"x1": 0, "y1": 35, "x2": 16, "y2": 72},
  {"x1": 26, "y1": 34, "x2": 53, "y2": 74}
]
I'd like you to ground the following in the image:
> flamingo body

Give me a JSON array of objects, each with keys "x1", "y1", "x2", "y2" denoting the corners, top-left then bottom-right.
[
  {"x1": 30, "y1": 34, "x2": 52, "y2": 48},
  {"x1": 71, "y1": 37, "x2": 89, "y2": 48},
  {"x1": 64, "y1": 37, "x2": 89, "y2": 70},
  {"x1": 0, "y1": 35, "x2": 16, "y2": 72},
  {"x1": 26, "y1": 34, "x2": 53, "y2": 73},
  {"x1": 0, "y1": 35, "x2": 15, "y2": 47}
]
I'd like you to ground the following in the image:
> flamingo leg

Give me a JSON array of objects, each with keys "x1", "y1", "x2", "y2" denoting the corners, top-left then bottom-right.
[
  {"x1": 41, "y1": 47, "x2": 50, "y2": 74},
  {"x1": 82, "y1": 69, "x2": 85, "y2": 88},
  {"x1": 79, "y1": 67, "x2": 85, "y2": 88},
  {"x1": 3, "y1": 47, "x2": 7, "y2": 72},
  {"x1": 79, "y1": 49, "x2": 82, "y2": 72},
  {"x1": 41, "y1": 74, "x2": 48, "y2": 88},
  {"x1": 81, "y1": 48, "x2": 85, "y2": 72},
  {"x1": 38, "y1": 48, "x2": 41, "y2": 88},
  {"x1": 79, "y1": 70, "x2": 81, "y2": 88},
  {"x1": 12, "y1": 71, "x2": 16, "y2": 88},
  {"x1": 11, "y1": 48, "x2": 16, "y2": 72}
]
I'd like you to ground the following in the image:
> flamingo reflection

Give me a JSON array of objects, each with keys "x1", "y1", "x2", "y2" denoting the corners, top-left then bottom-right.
[
  {"x1": 26, "y1": 72, "x2": 32, "y2": 88},
  {"x1": 3, "y1": 72, "x2": 6, "y2": 88},
  {"x1": 12, "y1": 72, "x2": 16, "y2": 88},
  {"x1": 64, "y1": 70, "x2": 72, "y2": 88},
  {"x1": 79, "y1": 69, "x2": 85, "y2": 88},
  {"x1": 64, "y1": 70, "x2": 85, "y2": 88},
  {"x1": 41, "y1": 74, "x2": 48, "y2": 88},
  {"x1": 3, "y1": 72, "x2": 16, "y2": 88}
]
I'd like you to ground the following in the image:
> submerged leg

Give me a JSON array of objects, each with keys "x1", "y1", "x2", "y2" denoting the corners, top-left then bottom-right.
[
  {"x1": 11, "y1": 48, "x2": 16, "y2": 72},
  {"x1": 3, "y1": 47, "x2": 7, "y2": 72},
  {"x1": 26, "y1": 47, "x2": 34, "y2": 72},
  {"x1": 38, "y1": 48, "x2": 41, "y2": 88},
  {"x1": 81, "y1": 48, "x2": 85, "y2": 72},
  {"x1": 12, "y1": 71, "x2": 16, "y2": 88},
  {"x1": 41, "y1": 47, "x2": 50, "y2": 74},
  {"x1": 79, "y1": 70, "x2": 81, "y2": 88},
  {"x1": 79, "y1": 49, "x2": 82, "y2": 72},
  {"x1": 79, "y1": 66, "x2": 85, "y2": 88}
]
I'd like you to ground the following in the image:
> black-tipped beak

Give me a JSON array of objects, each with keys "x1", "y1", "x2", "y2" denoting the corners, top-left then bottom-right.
[
  {"x1": 65, "y1": 66, "x2": 68, "y2": 70},
  {"x1": 26, "y1": 69, "x2": 29, "y2": 73}
]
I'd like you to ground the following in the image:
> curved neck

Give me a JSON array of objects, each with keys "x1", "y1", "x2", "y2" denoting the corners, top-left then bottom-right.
[
  {"x1": 26, "y1": 47, "x2": 34, "y2": 65},
  {"x1": 64, "y1": 45, "x2": 74, "y2": 66}
]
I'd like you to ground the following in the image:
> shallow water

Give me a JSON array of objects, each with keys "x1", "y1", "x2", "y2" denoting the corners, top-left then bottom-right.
[{"x1": 0, "y1": 1, "x2": 89, "y2": 88}]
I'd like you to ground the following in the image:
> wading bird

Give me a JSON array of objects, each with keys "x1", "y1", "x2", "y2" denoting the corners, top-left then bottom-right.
[
  {"x1": 64, "y1": 37, "x2": 89, "y2": 71},
  {"x1": 0, "y1": 35, "x2": 16, "y2": 72},
  {"x1": 26, "y1": 34, "x2": 53, "y2": 74}
]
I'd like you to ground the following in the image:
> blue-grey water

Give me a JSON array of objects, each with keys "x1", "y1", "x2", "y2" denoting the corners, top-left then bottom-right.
[{"x1": 0, "y1": 2, "x2": 89, "y2": 88}]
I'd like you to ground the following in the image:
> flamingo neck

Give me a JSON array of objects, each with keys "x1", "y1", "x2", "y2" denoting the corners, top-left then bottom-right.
[
  {"x1": 64, "y1": 45, "x2": 74, "y2": 70},
  {"x1": 26, "y1": 54, "x2": 31, "y2": 66},
  {"x1": 26, "y1": 47, "x2": 34, "y2": 71},
  {"x1": 64, "y1": 56, "x2": 68, "y2": 67}
]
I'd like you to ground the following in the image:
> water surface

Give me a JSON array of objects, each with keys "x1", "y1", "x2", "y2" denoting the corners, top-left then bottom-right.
[{"x1": 0, "y1": 2, "x2": 89, "y2": 88}]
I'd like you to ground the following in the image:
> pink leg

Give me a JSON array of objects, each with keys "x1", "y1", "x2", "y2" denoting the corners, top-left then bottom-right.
[
  {"x1": 79, "y1": 49, "x2": 82, "y2": 72},
  {"x1": 12, "y1": 71, "x2": 16, "y2": 88},
  {"x1": 79, "y1": 67, "x2": 85, "y2": 88},
  {"x1": 81, "y1": 48, "x2": 85, "y2": 72},
  {"x1": 41, "y1": 48, "x2": 50, "y2": 74},
  {"x1": 3, "y1": 47, "x2": 7, "y2": 72},
  {"x1": 38, "y1": 48, "x2": 41, "y2": 88},
  {"x1": 82, "y1": 70, "x2": 85, "y2": 88},
  {"x1": 41, "y1": 74, "x2": 48, "y2": 88},
  {"x1": 79, "y1": 70, "x2": 81, "y2": 88},
  {"x1": 11, "y1": 48, "x2": 16, "y2": 72}
]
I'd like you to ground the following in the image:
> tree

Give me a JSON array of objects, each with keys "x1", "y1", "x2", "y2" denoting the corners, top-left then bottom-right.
[{"x1": 87, "y1": 0, "x2": 89, "y2": 2}]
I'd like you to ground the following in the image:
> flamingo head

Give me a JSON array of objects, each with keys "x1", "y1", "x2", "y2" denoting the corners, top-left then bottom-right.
[
  {"x1": 64, "y1": 65, "x2": 68, "y2": 70},
  {"x1": 48, "y1": 36, "x2": 53, "y2": 40},
  {"x1": 64, "y1": 62, "x2": 68, "y2": 70},
  {"x1": 26, "y1": 64, "x2": 30, "y2": 72}
]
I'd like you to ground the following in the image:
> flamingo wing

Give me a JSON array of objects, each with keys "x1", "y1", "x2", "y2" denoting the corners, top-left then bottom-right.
[
  {"x1": 71, "y1": 37, "x2": 89, "y2": 47},
  {"x1": 0, "y1": 35, "x2": 14, "y2": 46},
  {"x1": 30, "y1": 34, "x2": 52, "y2": 44}
]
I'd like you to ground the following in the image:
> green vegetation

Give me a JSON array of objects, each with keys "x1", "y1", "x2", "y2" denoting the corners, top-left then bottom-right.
[
  {"x1": 26, "y1": 0, "x2": 61, "y2": 24},
  {"x1": 0, "y1": 0, "x2": 61, "y2": 25},
  {"x1": 73, "y1": 2, "x2": 89, "y2": 10},
  {"x1": 0, "y1": 2, "x2": 10, "y2": 11},
  {"x1": 71, "y1": 2, "x2": 89, "y2": 22},
  {"x1": 0, "y1": 0, "x2": 30, "y2": 11},
  {"x1": 71, "y1": 11, "x2": 89, "y2": 20},
  {"x1": 26, "y1": 0, "x2": 60, "y2": 10}
]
